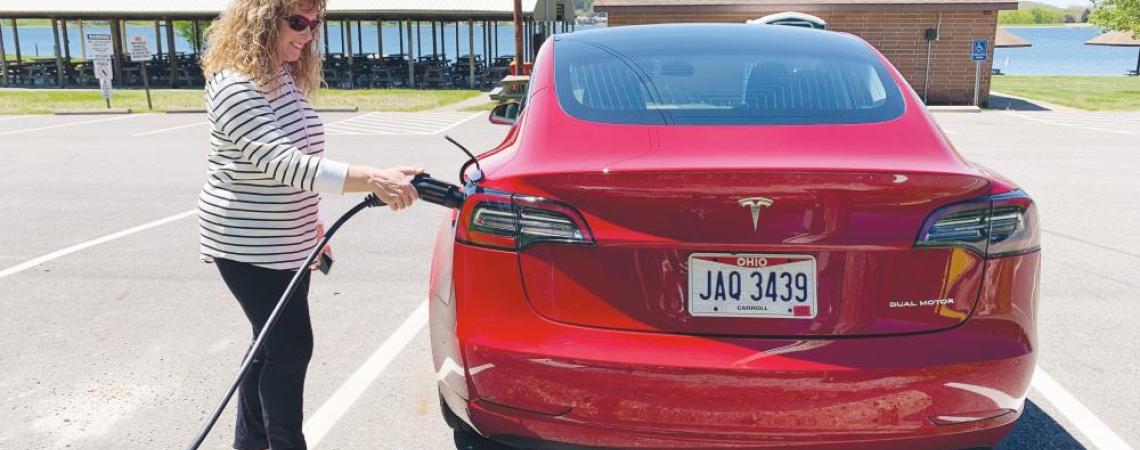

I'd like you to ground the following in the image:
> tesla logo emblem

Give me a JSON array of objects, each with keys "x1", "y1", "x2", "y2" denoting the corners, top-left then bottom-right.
[{"x1": 738, "y1": 197, "x2": 773, "y2": 231}]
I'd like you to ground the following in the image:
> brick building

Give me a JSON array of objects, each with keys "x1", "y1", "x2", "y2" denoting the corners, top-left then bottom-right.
[{"x1": 594, "y1": 0, "x2": 1018, "y2": 106}]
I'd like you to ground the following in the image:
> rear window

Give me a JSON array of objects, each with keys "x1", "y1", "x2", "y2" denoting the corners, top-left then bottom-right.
[{"x1": 553, "y1": 29, "x2": 905, "y2": 126}]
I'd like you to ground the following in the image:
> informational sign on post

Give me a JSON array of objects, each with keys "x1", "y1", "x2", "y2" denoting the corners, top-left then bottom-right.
[
  {"x1": 86, "y1": 33, "x2": 115, "y2": 108},
  {"x1": 129, "y1": 35, "x2": 154, "y2": 110},
  {"x1": 971, "y1": 39, "x2": 988, "y2": 106},
  {"x1": 85, "y1": 33, "x2": 113, "y2": 59}
]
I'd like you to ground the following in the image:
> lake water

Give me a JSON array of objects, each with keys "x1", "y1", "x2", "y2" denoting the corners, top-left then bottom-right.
[
  {"x1": 1, "y1": 21, "x2": 522, "y2": 61},
  {"x1": 3, "y1": 22, "x2": 1137, "y2": 76},
  {"x1": 994, "y1": 26, "x2": 1139, "y2": 76}
]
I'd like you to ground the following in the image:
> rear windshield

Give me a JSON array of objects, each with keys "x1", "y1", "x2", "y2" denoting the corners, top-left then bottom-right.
[{"x1": 553, "y1": 29, "x2": 906, "y2": 126}]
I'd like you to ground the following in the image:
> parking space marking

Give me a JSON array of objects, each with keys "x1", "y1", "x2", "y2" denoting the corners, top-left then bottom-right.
[
  {"x1": 1002, "y1": 111, "x2": 1140, "y2": 136},
  {"x1": 1032, "y1": 366, "x2": 1134, "y2": 450},
  {"x1": 131, "y1": 121, "x2": 207, "y2": 137},
  {"x1": 0, "y1": 114, "x2": 141, "y2": 137},
  {"x1": 303, "y1": 300, "x2": 429, "y2": 449},
  {"x1": 325, "y1": 112, "x2": 480, "y2": 135},
  {"x1": 0, "y1": 210, "x2": 195, "y2": 280}
]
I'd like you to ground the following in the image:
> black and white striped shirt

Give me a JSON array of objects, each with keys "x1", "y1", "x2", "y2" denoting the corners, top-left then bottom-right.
[{"x1": 198, "y1": 68, "x2": 349, "y2": 270}]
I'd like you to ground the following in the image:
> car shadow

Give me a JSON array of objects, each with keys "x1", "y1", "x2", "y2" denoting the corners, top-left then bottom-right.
[
  {"x1": 449, "y1": 400, "x2": 1087, "y2": 450},
  {"x1": 987, "y1": 93, "x2": 1052, "y2": 111},
  {"x1": 996, "y1": 400, "x2": 1087, "y2": 450}
]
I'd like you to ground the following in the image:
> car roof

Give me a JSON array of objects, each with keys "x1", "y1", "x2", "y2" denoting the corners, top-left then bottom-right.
[{"x1": 555, "y1": 23, "x2": 871, "y2": 56}]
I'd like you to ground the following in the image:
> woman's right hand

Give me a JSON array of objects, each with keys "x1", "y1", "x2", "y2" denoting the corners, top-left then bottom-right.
[{"x1": 367, "y1": 166, "x2": 423, "y2": 211}]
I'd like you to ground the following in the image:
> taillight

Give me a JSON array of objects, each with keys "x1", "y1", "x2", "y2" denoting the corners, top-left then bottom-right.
[
  {"x1": 457, "y1": 190, "x2": 595, "y2": 250},
  {"x1": 916, "y1": 189, "x2": 1039, "y2": 258}
]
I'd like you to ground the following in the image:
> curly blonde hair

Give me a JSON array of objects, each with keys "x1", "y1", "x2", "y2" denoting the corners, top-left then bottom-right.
[{"x1": 201, "y1": 0, "x2": 325, "y2": 97}]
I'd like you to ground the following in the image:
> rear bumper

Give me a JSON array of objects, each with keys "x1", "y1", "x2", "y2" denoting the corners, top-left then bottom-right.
[{"x1": 435, "y1": 244, "x2": 1039, "y2": 449}]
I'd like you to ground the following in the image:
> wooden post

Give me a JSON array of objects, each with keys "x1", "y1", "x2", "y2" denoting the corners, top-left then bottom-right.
[
  {"x1": 345, "y1": 20, "x2": 354, "y2": 88},
  {"x1": 468, "y1": 20, "x2": 475, "y2": 88},
  {"x1": 52, "y1": 17, "x2": 65, "y2": 87},
  {"x1": 166, "y1": 18, "x2": 178, "y2": 87},
  {"x1": 0, "y1": 20, "x2": 7, "y2": 87},
  {"x1": 513, "y1": 0, "x2": 522, "y2": 73},
  {"x1": 109, "y1": 19, "x2": 124, "y2": 83},
  {"x1": 192, "y1": 20, "x2": 201, "y2": 55},
  {"x1": 323, "y1": 20, "x2": 330, "y2": 55},
  {"x1": 61, "y1": 19, "x2": 71, "y2": 61},
  {"x1": 406, "y1": 19, "x2": 415, "y2": 87},
  {"x1": 154, "y1": 21, "x2": 163, "y2": 60}
]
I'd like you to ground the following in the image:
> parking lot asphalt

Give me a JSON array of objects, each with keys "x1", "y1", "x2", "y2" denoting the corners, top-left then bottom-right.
[{"x1": 0, "y1": 106, "x2": 1135, "y2": 450}]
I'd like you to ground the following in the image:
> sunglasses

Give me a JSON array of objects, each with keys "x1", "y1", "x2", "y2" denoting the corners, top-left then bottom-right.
[{"x1": 284, "y1": 15, "x2": 321, "y2": 33}]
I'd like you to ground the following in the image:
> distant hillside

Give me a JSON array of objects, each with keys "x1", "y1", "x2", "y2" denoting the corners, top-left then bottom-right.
[{"x1": 999, "y1": 1, "x2": 1090, "y2": 24}]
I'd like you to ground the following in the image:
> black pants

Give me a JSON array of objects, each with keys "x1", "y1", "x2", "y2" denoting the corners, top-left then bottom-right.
[{"x1": 216, "y1": 258, "x2": 313, "y2": 450}]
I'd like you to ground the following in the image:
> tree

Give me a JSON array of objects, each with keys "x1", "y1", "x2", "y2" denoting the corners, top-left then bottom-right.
[
  {"x1": 1081, "y1": 8, "x2": 1091, "y2": 22},
  {"x1": 171, "y1": 21, "x2": 207, "y2": 52},
  {"x1": 1089, "y1": 0, "x2": 1140, "y2": 37}
]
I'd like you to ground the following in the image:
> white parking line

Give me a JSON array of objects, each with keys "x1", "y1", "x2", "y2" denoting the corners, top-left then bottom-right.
[
  {"x1": 131, "y1": 121, "x2": 207, "y2": 137},
  {"x1": 0, "y1": 114, "x2": 140, "y2": 137},
  {"x1": 1032, "y1": 366, "x2": 1135, "y2": 450},
  {"x1": 433, "y1": 112, "x2": 484, "y2": 135},
  {"x1": 303, "y1": 300, "x2": 429, "y2": 449},
  {"x1": 0, "y1": 210, "x2": 196, "y2": 279},
  {"x1": 1002, "y1": 111, "x2": 1137, "y2": 136}
]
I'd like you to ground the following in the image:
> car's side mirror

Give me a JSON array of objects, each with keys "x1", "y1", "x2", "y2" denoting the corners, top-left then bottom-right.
[{"x1": 489, "y1": 102, "x2": 521, "y2": 126}]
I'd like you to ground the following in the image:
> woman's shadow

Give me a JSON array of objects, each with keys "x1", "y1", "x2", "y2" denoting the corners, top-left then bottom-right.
[{"x1": 450, "y1": 400, "x2": 1087, "y2": 450}]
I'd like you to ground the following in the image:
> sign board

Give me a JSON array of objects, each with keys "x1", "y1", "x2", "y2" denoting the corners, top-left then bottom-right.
[
  {"x1": 128, "y1": 35, "x2": 151, "y2": 63},
  {"x1": 100, "y1": 79, "x2": 113, "y2": 100},
  {"x1": 85, "y1": 33, "x2": 114, "y2": 58},
  {"x1": 93, "y1": 58, "x2": 113, "y2": 81},
  {"x1": 971, "y1": 39, "x2": 988, "y2": 61}
]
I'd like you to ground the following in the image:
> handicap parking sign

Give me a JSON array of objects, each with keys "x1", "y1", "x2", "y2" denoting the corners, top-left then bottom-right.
[{"x1": 971, "y1": 39, "x2": 988, "y2": 61}]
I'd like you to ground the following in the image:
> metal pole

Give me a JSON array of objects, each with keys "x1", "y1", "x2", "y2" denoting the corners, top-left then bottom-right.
[
  {"x1": 440, "y1": 21, "x2": 446, "y2": 62},
  {"x1": 141, "y1": 61, "x2": 152, "y2": 110},
  {"x1": 377, "y1": 20, "x2": 383, "y2": 56},
  {"x1": 166, "y1": 18, "x2": 178, "y2": 87},
  {"x1": 468, "y1": 20, "x2": 475, "y2": 88},
  {"x1": 398, "y1": 19, "x2": 403, "y2": 56},
  {"x1": 406, "y1": 19, "x2": 415, "y2": 87},
  {"x1": 1135, "y1": 48, "x2": 1139, "y2": 76},
  {"x1": 493, "y1": 21, "x2": 498, "y2": 58},
  {"x1": 12, "y1": 19, "x2": 23, "y2": 83},
  {"x1": 454, "y1": 22, "x2": 459, "y2": 62},
  {"x1": 356, "y1": 20, "x2": 362, "y2": 57},
  {"x1": 974, "y1": 60, "x2": 980, "y2": 107},
  {"x1": 52, "y1": 17, "x2": 65, "y2": 87},
  {"x1": 431, "y1": 21, "x2": 437, "y2": 58},
  {"x1": 416, "y1": 21, "x2": 422, "y2": 59}
]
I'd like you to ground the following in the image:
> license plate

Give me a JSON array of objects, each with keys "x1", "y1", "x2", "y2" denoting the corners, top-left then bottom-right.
[{"x1": 687, "y1": 253, "x2": 817, "y2": 319}]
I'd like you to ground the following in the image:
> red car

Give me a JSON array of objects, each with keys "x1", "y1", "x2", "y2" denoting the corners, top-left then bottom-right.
[{"x1": 429, "y1": 23, "x2": 1039, "y2": 450}]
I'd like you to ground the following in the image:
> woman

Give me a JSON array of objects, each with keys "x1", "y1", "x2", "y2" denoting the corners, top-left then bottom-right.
[{"x1": 198, "y1": 1, "x2": 419, "y2": 449}]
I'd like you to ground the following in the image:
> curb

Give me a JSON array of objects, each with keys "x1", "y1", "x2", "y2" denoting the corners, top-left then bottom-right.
[
  {"x1": 164, "y1": 106, "x2": 358, "y2": 114},
  {"x1": 927, "y1": 105, "x2": 981, "y2": 113},
  {"x1": 54, "y1": 108, "x2": 133, "y2": 115},
  {"x1": 166, "y1": 107, "x2": 206, "y2": 114}
]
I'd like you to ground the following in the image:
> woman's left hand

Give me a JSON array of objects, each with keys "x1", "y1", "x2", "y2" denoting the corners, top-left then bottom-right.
[{"x1": 311, "y1": 222, "x2": 333, "y2": 272}]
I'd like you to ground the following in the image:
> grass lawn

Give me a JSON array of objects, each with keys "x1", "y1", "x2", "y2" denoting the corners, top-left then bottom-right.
[
  {"x1": 991, "y1": 76, "x2": 1140, "y2": 111},
  {"x1": 459, "y1": 101, "x2": 499, "y2": 112},
  {"x1": 0, "y1": 88, "x2": 481, "y2": 114}
]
